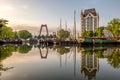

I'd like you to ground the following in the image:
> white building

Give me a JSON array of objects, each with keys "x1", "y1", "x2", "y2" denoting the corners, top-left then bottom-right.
[{"x1": 80, "y1": 8, "x2": 99, "y2": 35}]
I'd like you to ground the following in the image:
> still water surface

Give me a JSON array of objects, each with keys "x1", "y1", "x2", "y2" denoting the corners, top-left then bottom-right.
[{"x1": 0, "y1": 44, "x2": 120, "y2": 80}]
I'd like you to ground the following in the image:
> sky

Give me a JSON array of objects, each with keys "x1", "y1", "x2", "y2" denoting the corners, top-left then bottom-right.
[{"x1": 0, "y1": 0, "x2": 120, "y2": 35}]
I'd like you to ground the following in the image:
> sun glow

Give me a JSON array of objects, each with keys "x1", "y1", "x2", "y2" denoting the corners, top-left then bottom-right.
[{"x1": 0, "y1": 5, "x2": 14, "y2": 12}]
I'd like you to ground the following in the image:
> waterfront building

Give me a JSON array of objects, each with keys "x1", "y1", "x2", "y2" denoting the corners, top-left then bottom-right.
[{"x1": 80, "y1": 8, "x2": 99, "y2": 35}]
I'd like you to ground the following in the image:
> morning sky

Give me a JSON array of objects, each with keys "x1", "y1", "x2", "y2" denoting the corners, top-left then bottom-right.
[{"x1": 0, "y1": 0, "x2": 120, "y2": 35}]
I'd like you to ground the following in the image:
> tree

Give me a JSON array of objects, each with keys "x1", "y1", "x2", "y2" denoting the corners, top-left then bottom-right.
[
  {"x1": 37, "y1": 35, "x2": 41, "y2": 39},
  {"x1": 18, "y1": 30, "x2": 32, "y2": 40},
  {"x1": 0, "y1": 19, "x2": 8, "y2": 27},
  {"x1": 81, "y1": 31, "x2": 94, "y2": 38},
  {"x1": 0, "y1": 26, "x2": 14, "y2": 39},
  {"x1": 95, "y1": 27, "x2": 104, "y2": 38},
  {"x1": 49, "y1": 34, "x2": 53, "y2": 38},
  {"x1": 57, "y1": 29, "x2": 70, "y2": 39},
  {"x1": 0, "y1": 19, "x2": 12, "y2": 39},
  {"x1": 41, "y1": 35, "x2": 45, "y2": 39},
  {"x1": 53, "y1": 34, "x2": 56, "y2": 38},
  {"x1": 13, "y1": 31, "x2": 19, "y2": 39},
  {"x1": 106, "y1": 18, "x2": 120, "y2": 37}
]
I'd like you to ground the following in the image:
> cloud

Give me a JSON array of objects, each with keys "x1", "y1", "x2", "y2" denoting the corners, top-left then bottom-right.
[
  {"x1": 0, "y1": 5, "x2": 15, "y2": 12},
  {"x1": 21, "y1": 5, "x2": 29, "y2": 9},
  {"x1": 11, "y1": 24, "x2": 58, "y2": 35}
]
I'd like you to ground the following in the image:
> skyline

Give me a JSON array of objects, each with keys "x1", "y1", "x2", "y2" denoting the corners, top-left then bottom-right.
[{"x1": 0, "y1": 0, "x2": 120, "y2": 34}]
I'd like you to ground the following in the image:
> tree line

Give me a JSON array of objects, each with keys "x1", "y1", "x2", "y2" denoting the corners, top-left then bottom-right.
[
  {"x1": 56, "y1": 18, "x2": 120, "y2": 40},
  {"x1": 0, "y1": 18, "x2": 120, "y2": 41},
  {"x1": 81, "y1": 18, "x2": 120, "y2": 38},
  {"x1": 0, "y1": 19, "x2": 32, "y2": 41}
]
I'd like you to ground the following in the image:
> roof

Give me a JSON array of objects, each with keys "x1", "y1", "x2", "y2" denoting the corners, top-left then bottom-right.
[{"x1": 82, "y1": 8, "x2": 98, "y2": 17}]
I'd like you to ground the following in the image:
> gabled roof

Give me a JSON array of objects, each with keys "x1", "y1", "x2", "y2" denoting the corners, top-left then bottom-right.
[{"x1": 81, "y1": 8, "x2": 97, "y2": 17}]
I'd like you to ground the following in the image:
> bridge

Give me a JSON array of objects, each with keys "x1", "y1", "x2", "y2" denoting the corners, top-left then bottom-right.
[{"x1": 39, "y1": 24, "x2": 49, "y2": 36}]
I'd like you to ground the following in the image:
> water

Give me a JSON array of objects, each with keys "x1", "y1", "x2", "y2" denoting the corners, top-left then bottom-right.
[{"x1": 0, "y1": 44, "x2": 120, "y2": 80}]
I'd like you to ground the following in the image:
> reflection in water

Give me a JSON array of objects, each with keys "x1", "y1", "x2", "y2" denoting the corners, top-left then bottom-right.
[
  {"x1": 73, "y1": 46, "x2": 76, "y2": 77},
  {"x1": 107, "y1": 48, "x2": 120, "y2": 68},
  {"x1": 18, "y1": 44, "x2": 32, "y2": 54},
  {"x1": 0, "y1": 45, "x2": 14, "y2": 80},
  {"x1": 0, "y1": 44, "x2": 120, "y2": 80},
  {"x1": 80, "y1": 51, "x2": 99, "y2": 80},
  {"x1": 57, "y1": 46, "x2": 70, "y2": 55},
  {"x1": 39, "y1": 47, "x2": 48, "y2": 59}
]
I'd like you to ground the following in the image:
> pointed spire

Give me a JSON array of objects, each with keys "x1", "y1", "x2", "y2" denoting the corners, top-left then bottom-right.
[{"x1": 81, "y1": 9, "x2": 83, "y2": 15}]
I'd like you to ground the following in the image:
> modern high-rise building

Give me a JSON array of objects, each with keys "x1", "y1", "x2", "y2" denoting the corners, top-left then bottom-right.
[{"x1": 80, "y1": 8, "x2": 99, "y2": 35}]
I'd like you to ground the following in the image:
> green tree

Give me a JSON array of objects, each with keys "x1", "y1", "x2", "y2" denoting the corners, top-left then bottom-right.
[
  {"x1": 95, "y1": 27, "x2": 104, "y2": 38},
  {"x1": 41, "y1": 35, "x2": 45, "y2": 39},
  {"x1": 13, "y1": 31, "x2": 19, "y2": 39},
  {"x1": 57, "y1": 29, "x2": 70, "y2": 39},
  {"x1": 49, "y1": 34, "x2": 53, "y2": 38},
  {"x1": 53, "y1": 34, "x2": 56, "y2": 38},
  {"x1": 18, "y1": 30, "x2": 32, "y2": 40},
  {"x1": 0, "y1": 19, "x2": 8, "y2": 27},
  {"x1": 37, "y1": 35, "x2": 41, "y2": 39},
  {"x1": 0, "y1": 26, "x2": 14, "y2": 39},
  {"x1": 81, "y1": 31, "x2": 94, "y2": 38},
  {"x1": 106, "y1": 18, "x2": 120, "y2": 37},
  {"x1": 45, "y1": 34, "x2": 49, "y2": 38}
]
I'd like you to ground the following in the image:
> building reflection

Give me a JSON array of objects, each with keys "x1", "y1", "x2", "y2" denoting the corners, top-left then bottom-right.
[
  {"x1": 36, "y1": 45, "x2": 120, "y2": 79},
  {"x1": 80, "y1": 48, "x2": 99, "y2": 80}
]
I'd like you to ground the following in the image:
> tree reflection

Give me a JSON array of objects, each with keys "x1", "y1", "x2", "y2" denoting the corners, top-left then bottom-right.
[
  {"x1": 0, "y1": 64, "x2": 13, "y2": 71},
  {"x1": 57, "y1": 46, "x2": 70, "y2": 55},
  {"x1": 18, "y1": 44, "x2": 32, "y2": 54},
  {"x1": 0, "y1": 46, "x2": 14, "y2": 72},
  {"x1": 107, "y1": 49, "x2": 120, "y2": 69},
  {"x1": 95, "y1": 50, "x2": 104, "y2": 58},
  {"x1": 79, "y1": 46, "x2": 106, "y2": 58},
  {"x1": 0, "y1": 46, "x2": 14, "y2": 61}
]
